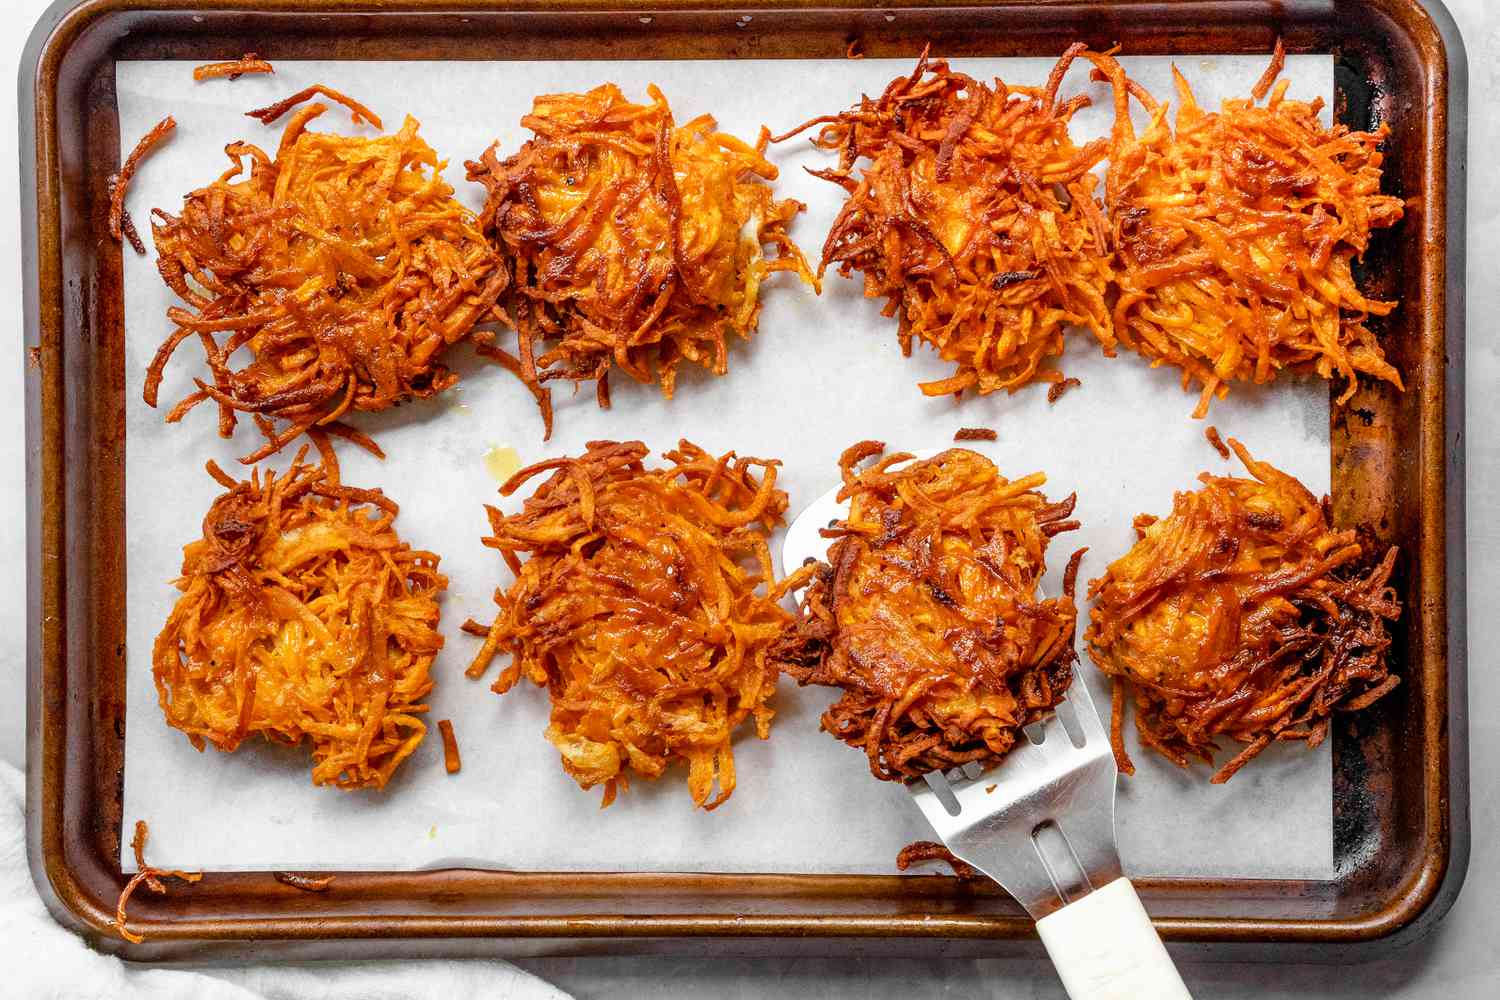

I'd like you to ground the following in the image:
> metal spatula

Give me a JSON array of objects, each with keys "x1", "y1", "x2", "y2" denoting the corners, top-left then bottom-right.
[{"x1": 783, "y1": 457, "x2": 1192, "y2": 1000}]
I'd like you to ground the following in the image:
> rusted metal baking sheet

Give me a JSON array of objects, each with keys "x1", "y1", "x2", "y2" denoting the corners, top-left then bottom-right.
[{"x1": 21, "y1": 0, "x2": 1468, "y2": 960}]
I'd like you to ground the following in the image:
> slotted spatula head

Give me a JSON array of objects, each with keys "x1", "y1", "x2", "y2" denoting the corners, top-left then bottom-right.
[
  {"x1": 781, "y1": 450, "x2": 1190, "y2": 999},
  {"x1": 906, "y1": 679, "x2": 1121, "y2": 919},
  {"x1": 781, "y1": 452, "x2": 1122, "y2": 919}
]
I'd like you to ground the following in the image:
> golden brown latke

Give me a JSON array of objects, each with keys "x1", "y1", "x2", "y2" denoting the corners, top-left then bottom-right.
[
  {"x1": 1084, "y1": 437, "x2": 1401, "y2": 782},
  {"x1": 152, "y1": 444, "x2": 446, "y2": 789},
  {"x1": 1089, "y1": 41, "x2": 1405, "y2": 416},
  {"x1": 771, "y1": 443, "x2": 1084, "y2": 781},
  {"x1": 773, "y1": 45, "x2": 1115, "y2": 399},
  {"x1": 465, "y1": 85, "x2": 818, "y2": 437},
  {"x1": 146, "y1": 87, "x2": 506, "y2": 463},
  {"x1": 464, "y1": 440, "x2": 815, "y2": 809}
]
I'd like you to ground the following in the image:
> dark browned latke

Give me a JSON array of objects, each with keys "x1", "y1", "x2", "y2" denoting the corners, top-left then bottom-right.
[
  {"x1": 466, "y1": 84, "x2": 817, "y2": 438},
  {"x1": 1085, "y1": 438, "x2": 1401, "y2": 782},
  {"x1": 772, "y1": 443, "x2": 1084, "y2": 781},
  {"x1": 773, "y1": 46, "x2": 1115, "y2": 400}
]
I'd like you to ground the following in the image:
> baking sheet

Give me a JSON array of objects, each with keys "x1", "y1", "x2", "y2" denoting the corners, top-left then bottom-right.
[{"x1": 118, "y1": 54, "x2": 1334, "y2": 878}]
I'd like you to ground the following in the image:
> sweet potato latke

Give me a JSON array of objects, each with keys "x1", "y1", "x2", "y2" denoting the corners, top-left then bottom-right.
[
  {"x1": 1084, "y1": 438, "x2": 1401, "y2": 782},
  {"x1": 464, "y1": 440, "x2": 813, "y2": 809},
  {"x1": 153, "y1": 446, "x2": 447, "y2": 789},
  {"x1": 146, "y1": 88, "x2": 506, "y2": 462},
  {"x1": 773, "y1": 46, "x2": 1114, "y2": 399},
  {"x1": 770, "y1": 444, "x2": 1084, "y2": 780},
  {"x1": 1091, "y1": 41, "x2": 1405, "y2": 415},
  {"x1": 465, "y1": 84, "x2": 818, "y2": 437}
]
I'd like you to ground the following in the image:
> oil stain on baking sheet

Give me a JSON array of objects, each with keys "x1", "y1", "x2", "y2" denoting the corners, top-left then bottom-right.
[{"x1": 484, "y1": 445, "x2": 521, "y2": 483}]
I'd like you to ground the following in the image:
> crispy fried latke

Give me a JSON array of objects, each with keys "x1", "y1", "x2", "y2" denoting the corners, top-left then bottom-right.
[
  {"x1": 152, "y1": 446, "x2": 447, "y2": 789},
  {"x1": 773, "y1": 45, "x2": 1115, "y2": 399},
  {"x1": 113, "y1": 820, "x2": 202, "y2": 944},
  {"x1": 1088, "y1": 41, "x2": 1405, "y2": 416},
  {"x1": 146, "y1": 88, "x2": 506, "y2": 463},
  {"x1": 1084, "y1": 437, "x2": 1401, "y2": 782},
  {"x1": 770, "y1": 443, "x2": 1084, "y2": 781},
  {"x1": 463, "y1": 440, "x2": 814, "y2": 809},
  {"x1": 465, "y1": 84, "x2": 818, "y2": 438}
]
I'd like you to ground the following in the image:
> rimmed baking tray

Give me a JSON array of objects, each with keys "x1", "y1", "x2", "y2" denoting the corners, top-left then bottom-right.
[{"x1": 20, "y1": 0, "x2": 1468, "y2": 960}]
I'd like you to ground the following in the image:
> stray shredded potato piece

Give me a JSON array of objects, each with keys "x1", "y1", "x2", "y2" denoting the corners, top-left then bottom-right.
[
  {"x1": 465, "y1": 84, "x2": 818, "y2": 438},
  {"x1": 896, "y1": 840, "x2": 981, "y2": 880},
  {"x1": 274, "y1": 871, "x2": 336, "y2": 892},
  {"x1": 771, "y1": 443, "x2": 1083, "y2": 780},
  {"x1": 193, "y1": 53, "x2": 275, "y2": 82},
  {"x1": 1047, "y1": 377, "x2": 1081, "y2": 403},
  {"x1": 953, "y1": 426, "x2": 997, "y2": 442},
  {"x1": 153, "y1": 447, "x2": 447, "y2": 789},
  {"x1": 1088, "y1": 41, "x2": 1404, "y2": 415},
  {"x1": 247, "y1": 85, "x2": 382, "y2": 128},
  {"x1": 774, "y1": 45, "x2": 1115, "y2": 399},
  {"x1": 1204, "y1": 425, "x2": 1231, "y2": 459},
  {"x1": 147, "y1": 90, "x2": 505, "y2": 462},
  {"x1": 113, "y1": 820, "x2": 203, "y2": 944},
  {"x1": 438, "y1": 718, "x2": 462, "y2": 774},
  {"x1": 110, "y1": 116, "x2": 176, "y2": 254},
  {"x1": 1085, "y1": 437, "x2": 1401, "y2": 782},
  {"x1": 464, "y1": 439, "x2": 814, "y2": 809}
]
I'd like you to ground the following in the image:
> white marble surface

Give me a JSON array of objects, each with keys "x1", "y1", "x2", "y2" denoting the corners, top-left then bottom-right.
[{"x1": 3, "y1": 1, "x2": 1495, "y2": 995}]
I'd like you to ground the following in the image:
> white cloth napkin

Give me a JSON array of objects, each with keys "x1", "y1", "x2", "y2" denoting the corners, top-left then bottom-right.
[{"x1": 0, "y1": 761, "x2": 572, "y2": 1000}]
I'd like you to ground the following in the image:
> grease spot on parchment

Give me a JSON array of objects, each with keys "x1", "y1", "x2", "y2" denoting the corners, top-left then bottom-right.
[{"x1": 484, "y1": 445, "x2": 521, "y2": 483}]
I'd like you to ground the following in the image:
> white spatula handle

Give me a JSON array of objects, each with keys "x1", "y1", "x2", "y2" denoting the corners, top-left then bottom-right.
[{"x1": 1034, "y1": 877, "x2": 1192, "y2": 1000}]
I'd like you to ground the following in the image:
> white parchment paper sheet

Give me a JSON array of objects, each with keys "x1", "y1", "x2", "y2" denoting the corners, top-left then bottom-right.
[{"x1": 119, "y1": 54, "x2": 1334, "y2": 878}]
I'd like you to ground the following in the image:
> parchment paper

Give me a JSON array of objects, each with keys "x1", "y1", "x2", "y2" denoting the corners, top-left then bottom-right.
[{"x1": 118, "y1": 54, "x2": 1334, "y2": 878}]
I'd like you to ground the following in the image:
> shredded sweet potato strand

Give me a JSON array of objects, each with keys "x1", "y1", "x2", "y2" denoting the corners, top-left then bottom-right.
[
  {"x1": 896, "y1": 840, "x2": 981, "y2": 880},
  {"x1": 109, "y1": 116, "x2": 176, "y2": 253},
  {"x1": 465, "y1": 439, "x2": 814, "y2": 809},
  {"x1": 466, "y1": 84, "x2": 818, "y2": 438},
  {"x1": 247, "y1": 84, "x2": 382, "y2": 128},
  {"x1": 1204, "y1": 425, "x2": 1231, "y2": 459},
  {"x1": 274, "y1": 871, "x2": 336, "y2": 892},
  {"x1": 153, "y1": 448, "x2": 447, "y2": 788},
  {"x1": 147, "y1": 91, "x2": 504, "y2": 461},
  {"x1": 1085, "y1": 438, "x2": 1402, "y2": 782},
  {"x1": 771, "y1": 444, "x2": 1082, "y2": 780},
  {"x1": 193, "y1": 53, "x2": 274, "y2": 81},
  {"x1": 113, "y1": 820, "x2": 202, "y2": 944},
  {"x1": 774, "y1": 45, "x2": 1115, "y2": 399},
  {"x1": 438, "y1": 719, "x2": 462, "y2": 774},
  {"x1": 1087, "y1": 42, "x2": 1405, "y2": 415}
]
